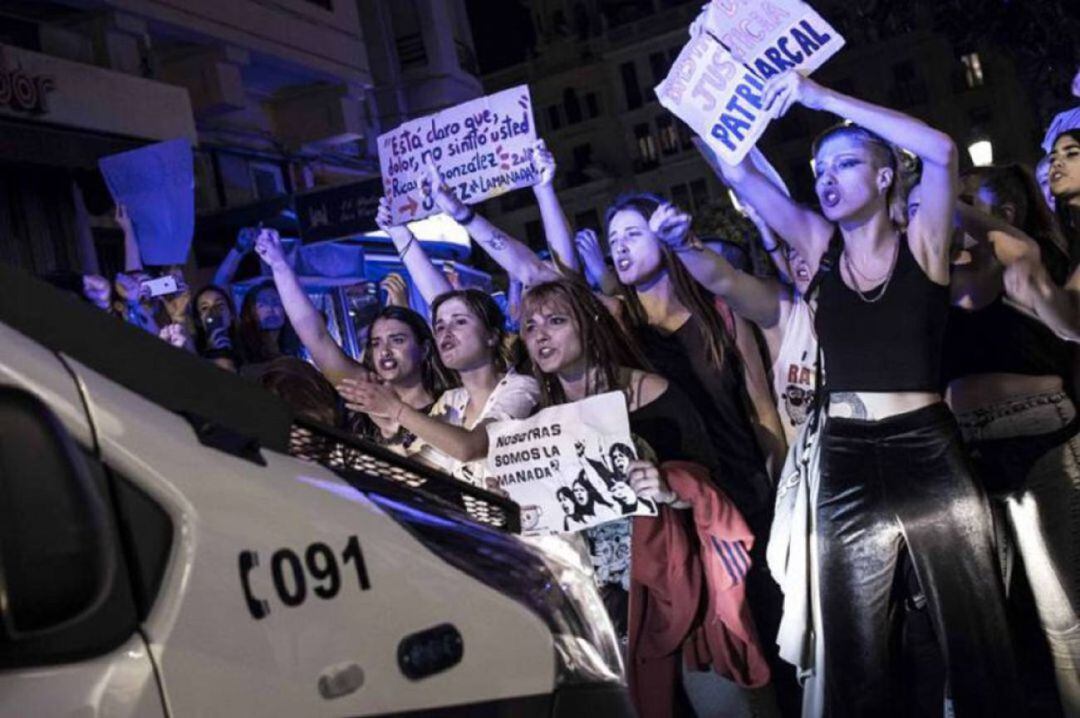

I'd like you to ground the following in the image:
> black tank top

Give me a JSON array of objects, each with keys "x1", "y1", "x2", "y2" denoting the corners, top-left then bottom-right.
[
  {"x1": 641, "y1": 318, "x2": 771, "y2": 520},
  {"x1": 942, "y1": 238, "x2": 1071, "y2": 385},
  {"x1": 941, "y1": 299, "x2": 1070, "y2": 384},
  {"x1": 816, "y1": 235, "x2": 949, "y2": 393},
  {"x1": 630, "y1": 382, "x2": 719, "y2": 471}
]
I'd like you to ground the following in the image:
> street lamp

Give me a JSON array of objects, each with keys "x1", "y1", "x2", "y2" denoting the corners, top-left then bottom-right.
[{"x1": 967, "y1": 137, "x2": 994, "y2": 167}]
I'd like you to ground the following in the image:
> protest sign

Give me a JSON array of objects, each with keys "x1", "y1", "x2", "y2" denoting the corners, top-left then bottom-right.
[
  {"x1": 378, "y1": 85, "x2": 538, "y2": 225},
  {"x1": 99, "y1": 138, "x2": 194, "y2": 265},
  {"x1": 486, "y1": 391, "x2": 657, "y2": 536},
  {"x1": 656, "y1": 0, "x2": 844, "y2": 165}
]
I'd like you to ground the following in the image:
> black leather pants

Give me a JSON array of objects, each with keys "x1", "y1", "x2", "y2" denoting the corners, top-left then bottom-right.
[{"x1": 818, "y1": 403, "x2": 1021, "y2": 717}]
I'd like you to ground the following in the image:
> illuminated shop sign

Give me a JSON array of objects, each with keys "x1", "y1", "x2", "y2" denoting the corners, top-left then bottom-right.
[{"x1": 0, "y1": 51, "x2": 55, "y2": 115}]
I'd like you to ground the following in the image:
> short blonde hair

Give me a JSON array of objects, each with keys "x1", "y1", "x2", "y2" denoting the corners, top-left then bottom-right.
[{"x1": 812, "y1": 123, "x2": 909, "y2": 226}]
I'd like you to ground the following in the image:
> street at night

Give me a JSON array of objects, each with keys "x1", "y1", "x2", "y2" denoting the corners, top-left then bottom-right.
[{"x1": 0, "y1": 1, "x2": 1078, "y2": 716}]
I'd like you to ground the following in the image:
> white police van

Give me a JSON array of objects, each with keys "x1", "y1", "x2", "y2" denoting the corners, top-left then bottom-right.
[{"x1": 0, "y1": 264, "x2": 631, "y2": 717}]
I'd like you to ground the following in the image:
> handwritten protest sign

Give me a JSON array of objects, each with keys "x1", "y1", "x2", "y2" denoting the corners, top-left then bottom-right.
[
  {"x1": 486, "y1": 392, "x2": 657, "y2": 536},
  {"x1": 378, "y1": 85, "x2": 538, "y2": 225},
  {"x1": 99, "y1": 138, "x2": 194, "y2": 265},
  {"x1": 656, "y1": 0, "x2": 844, "y2": 165}
]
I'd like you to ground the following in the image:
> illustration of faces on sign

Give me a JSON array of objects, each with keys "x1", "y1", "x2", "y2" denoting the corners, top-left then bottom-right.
[{"x1": 535, "y1": 436, "x2": 657, "y2": 534}]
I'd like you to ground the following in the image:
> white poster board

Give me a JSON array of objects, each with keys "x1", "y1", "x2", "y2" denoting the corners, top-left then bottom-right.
[
  {"x1": 486, "y1": 392, "x2": 657, "y2": 536},
  {"x1": 656, "y1": 0, "x2": 844, "y2": 165},
  {"x1": 378, "y1": 85, "x2": 538, "y2": 224}
]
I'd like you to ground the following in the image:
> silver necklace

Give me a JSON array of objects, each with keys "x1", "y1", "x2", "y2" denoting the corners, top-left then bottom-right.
[{"x1": 842, "y1": 236, "x2": 901, "y2": 304}]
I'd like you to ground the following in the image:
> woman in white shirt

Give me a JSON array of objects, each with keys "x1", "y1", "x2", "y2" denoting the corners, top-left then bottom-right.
[{"x1": 340, "y1": 287, "x2": 538, "y2": 489}]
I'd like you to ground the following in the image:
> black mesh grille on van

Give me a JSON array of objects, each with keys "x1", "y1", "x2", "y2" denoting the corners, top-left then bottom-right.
[{"x1": 286, "y1": 418, "x2": 520, "y2": 533}]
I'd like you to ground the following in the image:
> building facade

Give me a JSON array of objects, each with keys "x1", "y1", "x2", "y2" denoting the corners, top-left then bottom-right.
[
  {"x1": 477, "y1": 0, "x2": 1043, "y2": 250},
  {"x1": 0, "y1": 0, "x2": 482, "y2": 276}
]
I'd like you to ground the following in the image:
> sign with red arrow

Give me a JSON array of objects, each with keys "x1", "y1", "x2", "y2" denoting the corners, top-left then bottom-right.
[{"x1": 377, "y1": 85, "x2": 538, "y2": 225}]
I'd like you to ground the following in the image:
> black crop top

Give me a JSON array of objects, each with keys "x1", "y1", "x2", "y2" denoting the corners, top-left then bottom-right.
[
  {"x1": 941, "y1": 299, "x2": 1070, "y2": 385},
  {"x1": 942, "y1": 238, "x2": 1071, "y2": 385},
  {"x1": 815, "y1": 235, "x2": 949, "y2": 393}
]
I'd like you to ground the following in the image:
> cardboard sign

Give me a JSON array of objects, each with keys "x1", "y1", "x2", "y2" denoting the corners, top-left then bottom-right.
[
  {"x1": 486, "y1": 392, "x2": 657, "y2": 536},
  {"x1": 99, "y1": 138, "x2": 194, "y2": 265},
  {"x1": 378, "y1": 85, "x2": 538, "y2": 224},
  {"x1": 295, "y1": 178, "x2": 383, "y2": 243},
  {"x1": 657, "y1": 0, "x2": 844, "y2": 165}
]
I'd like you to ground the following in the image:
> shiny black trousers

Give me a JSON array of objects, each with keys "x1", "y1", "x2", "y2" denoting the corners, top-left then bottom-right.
[{"x1": 818, "y1": 403, "x2": 1021, "y2": 717}]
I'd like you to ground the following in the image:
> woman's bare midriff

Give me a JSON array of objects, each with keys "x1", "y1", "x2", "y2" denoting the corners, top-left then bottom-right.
[
  {"x1": 826, "y1": 391, "x2": 942, "y2": 420},
  {"x1": 946, "y1": 373, "x2": 1064, "y2": 415}
]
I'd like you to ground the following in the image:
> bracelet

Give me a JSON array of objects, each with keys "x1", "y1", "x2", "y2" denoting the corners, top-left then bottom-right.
[
  {"x1": 762, "y1": 243, "x2": 780, "y2": 253},
  {"x1": 672, "y1": 236, "x2": 703, "y2": 254},
  {"x1": 397, "y1": 235, "x2": 416, "y2": 258},
  {"x1": 452, "y1": 206, "x2": 476, "y2": 225}
]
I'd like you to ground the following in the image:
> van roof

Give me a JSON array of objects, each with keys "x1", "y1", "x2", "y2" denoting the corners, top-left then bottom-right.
[
  {"x1": 0, "y1": 262, "x2": 295, "y2": 453},
  {"x1": 0, "y1": 263, "x2": 519, "y2": 532}
]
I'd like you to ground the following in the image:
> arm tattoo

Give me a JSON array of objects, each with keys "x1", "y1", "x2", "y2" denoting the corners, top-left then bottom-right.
[
  {"x1": 481, "y1": 231, "x2": 508, "y2": 252},
  {"x1": 830, "y1": 392, "x2": 870, "y2": 419}
]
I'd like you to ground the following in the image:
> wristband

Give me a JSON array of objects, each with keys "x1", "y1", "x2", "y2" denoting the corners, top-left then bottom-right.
[
  {"x1": 761, "y1": 242, "x2": 780, "y2": 253},
  {"x1": 397, "y1": 235, "x2": 416, "y2": 258},
  {"x1": 453, "y1": 206, "x2": 476, "y2": 225}
]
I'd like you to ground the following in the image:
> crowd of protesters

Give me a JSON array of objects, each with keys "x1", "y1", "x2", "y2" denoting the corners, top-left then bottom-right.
[{"x1": 36, "y1": 33, "x2": 1080, "y2": 717}]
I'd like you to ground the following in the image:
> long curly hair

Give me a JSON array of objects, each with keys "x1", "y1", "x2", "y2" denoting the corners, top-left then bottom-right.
[
  {"x1": 519, "y1": 278, "x2": 650, "y2": 408},
  {"x1": 604, "y1": 193, "x2": 734, "y2": 372}
]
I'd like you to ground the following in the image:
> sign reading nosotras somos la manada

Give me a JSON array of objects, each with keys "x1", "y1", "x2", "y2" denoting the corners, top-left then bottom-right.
[
  {"x1": 377, "y1": 85, "x2": 539, "y2": 225},
  {"x1": 656, "y1": 0, "x2": 844, "y2": 166},
  {"x1": 486, "y1": 391, "x2": 657, "y2": 537},
  {"x1": 0, "y1": 43, "x2": 195, "y2": 142}
]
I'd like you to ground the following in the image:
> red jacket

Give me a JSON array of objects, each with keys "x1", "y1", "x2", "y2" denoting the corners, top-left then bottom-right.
[{"x1": 628, "y1": 461, "x2": 770, "y2": 717}]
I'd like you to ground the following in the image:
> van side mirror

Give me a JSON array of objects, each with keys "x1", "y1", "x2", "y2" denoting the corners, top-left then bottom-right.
[{"x1": 0, "y1": 386, "x2": 114, "y2": 640}]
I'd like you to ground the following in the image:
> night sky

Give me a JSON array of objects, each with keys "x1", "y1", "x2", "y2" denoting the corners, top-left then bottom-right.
[{"x1": 466, "y1": 0, "x2": 535, "y2": 75}]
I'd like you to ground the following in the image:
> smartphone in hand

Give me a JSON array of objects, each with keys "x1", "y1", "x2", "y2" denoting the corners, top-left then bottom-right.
[{"x1": 142, "y1": 275, "x2": 179, "y2": 297}]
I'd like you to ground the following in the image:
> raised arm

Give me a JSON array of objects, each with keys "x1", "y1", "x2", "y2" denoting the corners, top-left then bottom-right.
[
  {"x1": 377, "y1": 197, "x2": 451, "y2": 306},
  {"x1": 762, "y1": 72, "x2": 958, "y2": 281},
  {"x1": 954, "y1": 203, "x2": 1042, "y2": 266},
  {"x1": 694, "y1": 138, "x2": 833, "y2": 271},
  {"x1": 575, "y1": 229, "x2": 621, "y2": 296},
  {"x1": 950, "y1": 202, "x2": 1044, "y2": 310},
  {"x1": 116, "y1": 204, "x2": 143, "y2": 272},
  {"x1": 650, "y1": 203, "x2": 784, "y2": 328},
  {"x1": 254, "y1": 229, "x2": 358, "y2": 385},
  {"x1": 745, "y1": 203, "x2": 801, "y2": 292},
  {"x1": 213, "y1": 228, "x2": 257, "y2": 287},
  {"x1": 531, "y1": 140, "x2": 579, "y2": 274},
  {"x1": 424, "y1": 163, "x2": 559, "y2": 288},
  {"x1": 1004, "y1": 253, "x2": 1080, "y2": 343}
]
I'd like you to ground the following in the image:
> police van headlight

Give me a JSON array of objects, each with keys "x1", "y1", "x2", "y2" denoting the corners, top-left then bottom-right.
[
  {"x1": 526, "y1": 535, "x2": 624, "y2": 687},
  {"x1": 367, "y1": 495, "x2": 623, "y2": 685}
]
